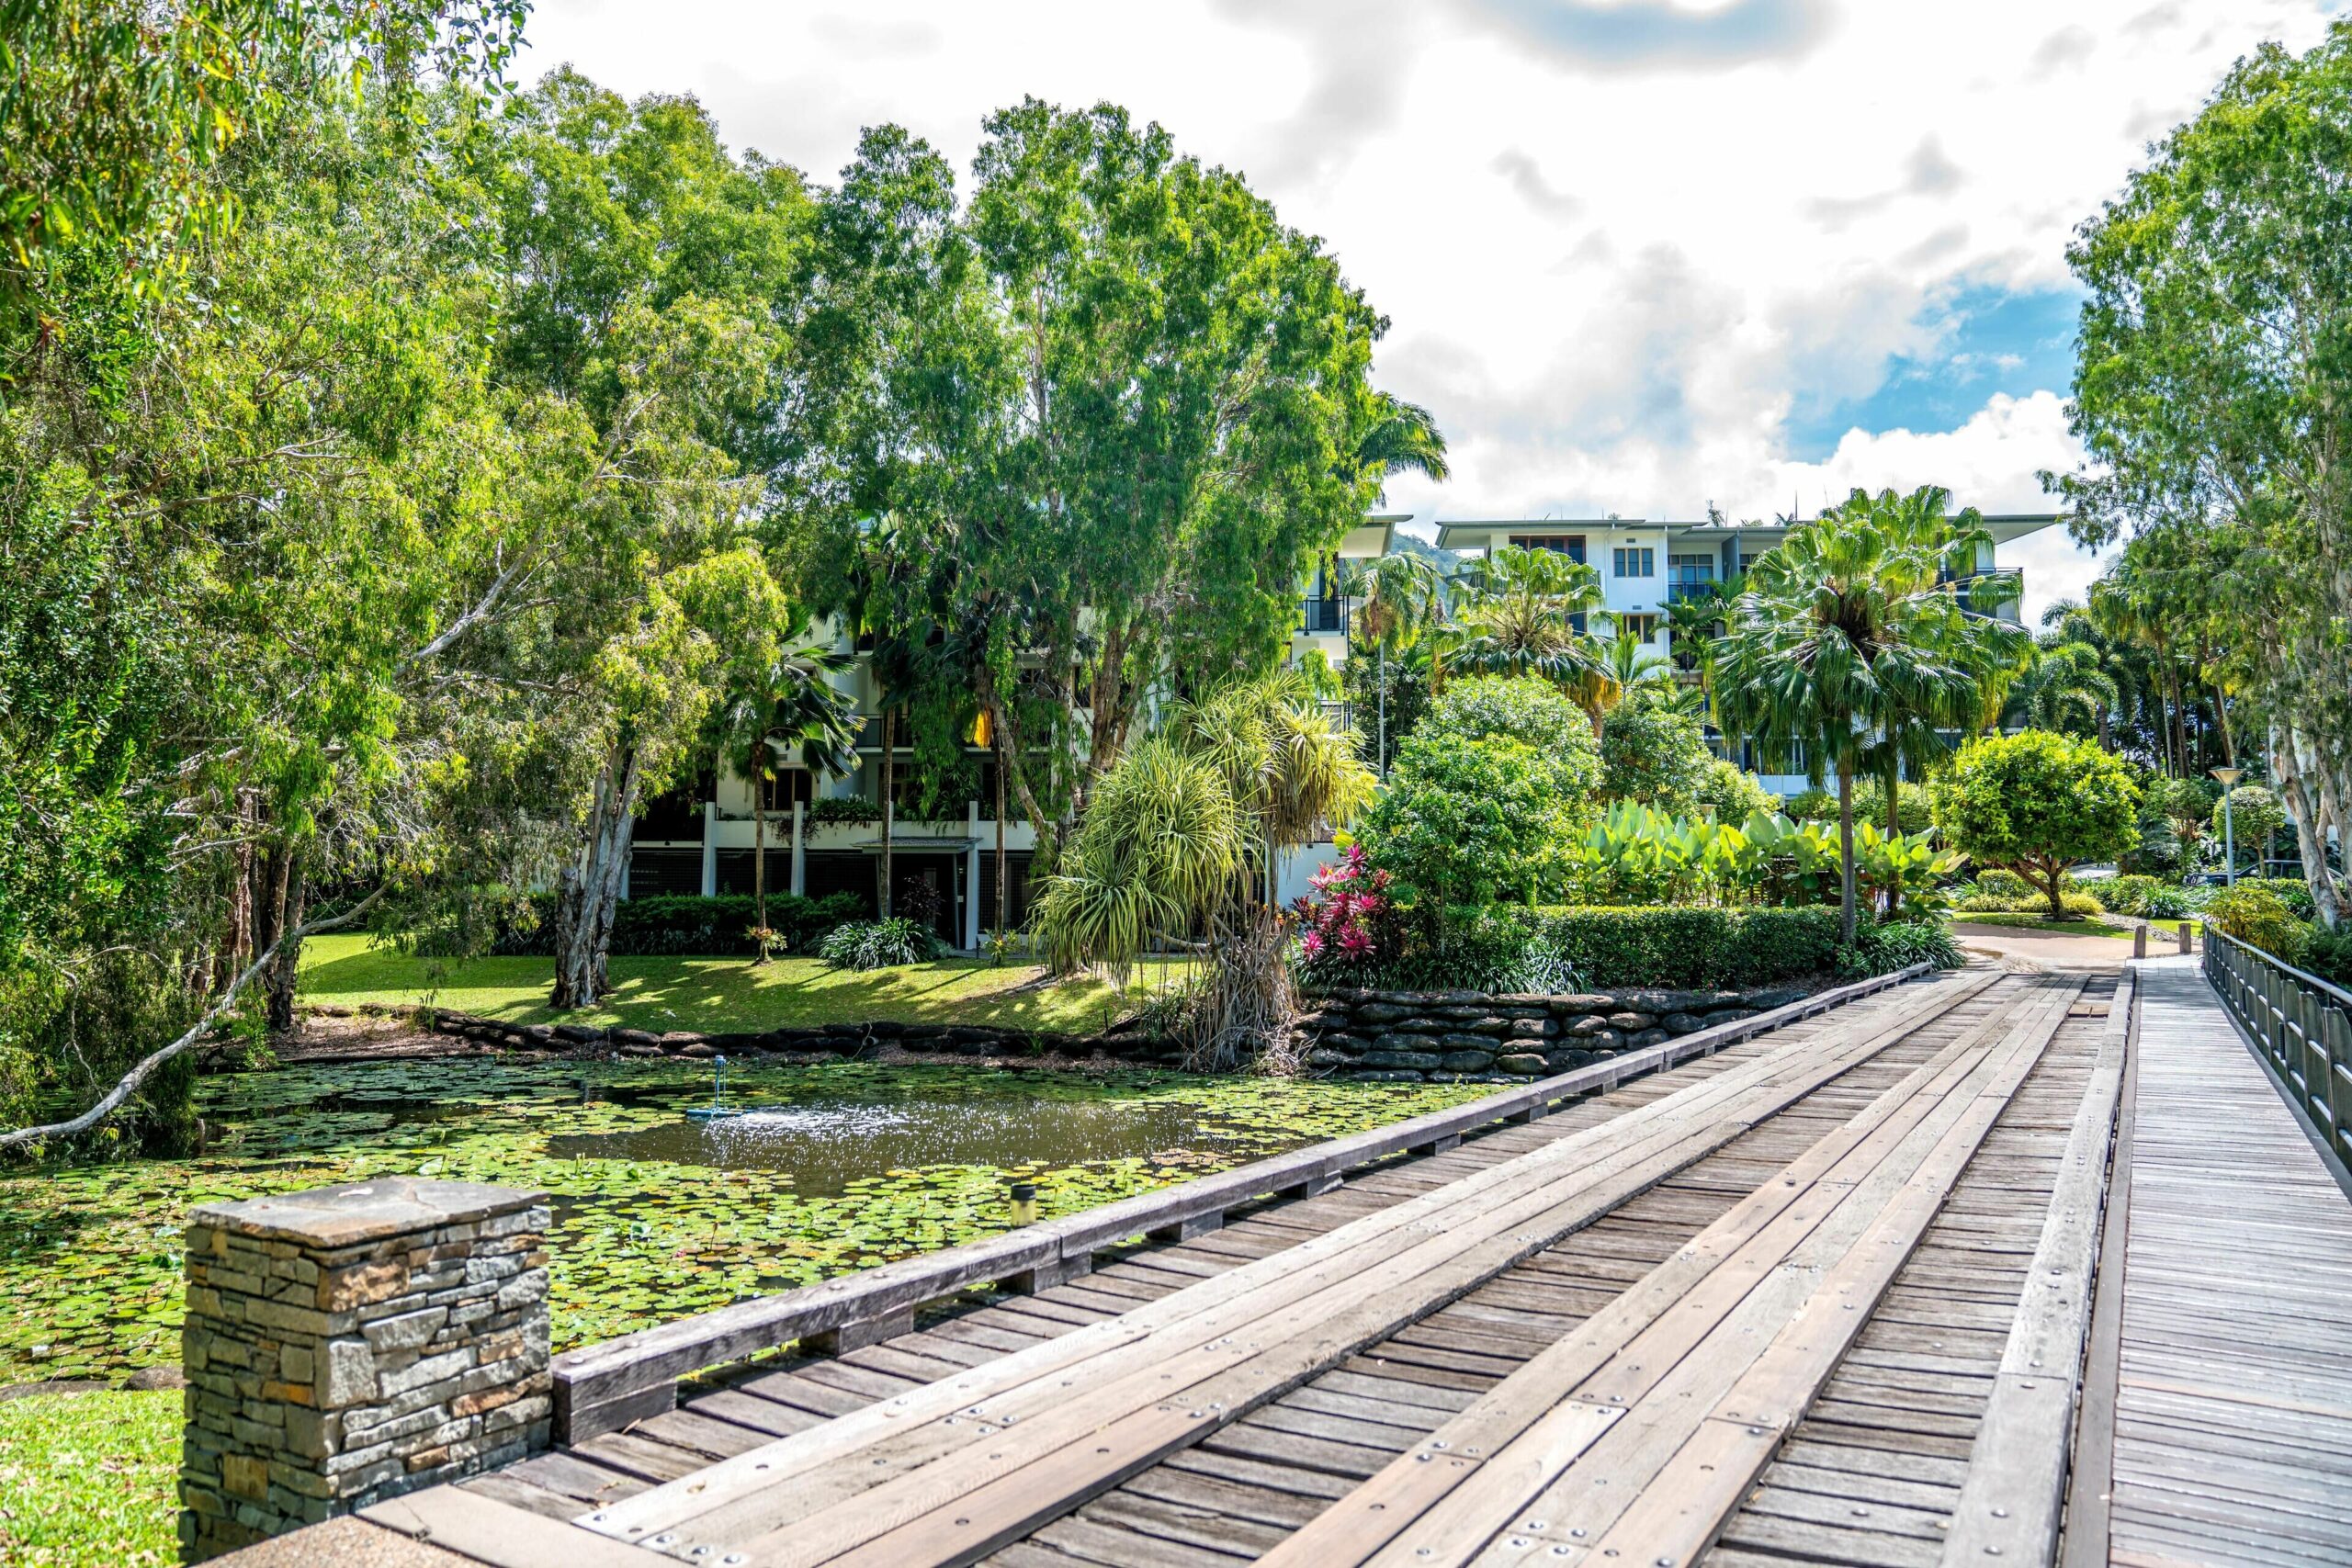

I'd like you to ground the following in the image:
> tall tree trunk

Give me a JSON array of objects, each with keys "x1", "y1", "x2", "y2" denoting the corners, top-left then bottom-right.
[
  {"x1": 752, "y1": 759, "x2": 768, "y2": 964},
  {"x1": 1376, "y1": 641, "x2": 1388, "y2": 778},
  {"x1": 264, "y1": 865, "x2": 306, "y2": 1036},
  {"x1": 1837, "y1": 769, "x2": 1857, "y2": 943},
  {"x1": 2214, "y1": 688, "x2": 2236, "y2": 769},
  {"x1": 1882, "y1": 754, "x2": 1903, "y2": 917},
  {"x1": 250, "y1": 842, "x2": 305, "y2": 1036},
  {"x1": 2275, "y1": 728, "x2": 2344, "y2": 929},
  {"x1": 552, "y1": 743, "x2": 642, "y2": 1009},
  {"x1": 994, "y1": 736, "x2": 1008, "y2": 936},
  {"x1": 878, "y1": 707, "x2": 895, "y2": 920}
]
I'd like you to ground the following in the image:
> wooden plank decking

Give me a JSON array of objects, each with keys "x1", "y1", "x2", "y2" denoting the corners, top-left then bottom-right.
[
  {"x1": 2080, "y1": 958, "x2": 2352, "y2": 1567},
  {"x1": 232, "y1": 953, "x2": 2352, "y2": 1568}
]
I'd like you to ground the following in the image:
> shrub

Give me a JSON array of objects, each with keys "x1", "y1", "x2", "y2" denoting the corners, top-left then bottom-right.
[
  {"x1": 1292, "y1": 844, "x2": 1405, "y2": 990},
  {"x1": 1694, "y1": 759, "x2": 1778, "y2": 824},
  {"x1": 2202, "y1": 884, "x2": 2306, "y2": 962},
  {"x1": 1363, "y1": 907, "x2": 1581, "y2": 994},
  {"x1": 2301, "y1": 925, "x2": 2352, "y2": 990},
  {"x1": 1958, "y1": 888, "x2": 2104, "y2": 919},
  {"x1": 1841, "y1": 918, "x2": 1964, "y2": 976},
  {"x1": 1973, "y1": 869, "x2": 2034, "y2": 903},
  {"x1": 2142, "y1": 886, "x2": 2195, "y2": 920},
  {"x1": 1849, "y1": 777, "x2": 1933, "y2": 833},
  {"x1": 817, "y1": 917, "x2": 943, "y2": 971},
  {"x1": 1598, "y1": 695, "x2": 1712, "y2": 814},
  {"x1": 1357, "y1": 734, "x2": 1588, "y2": 905},
  {"x1": 2258, "y1": 876, "x2": 2317, "y2": 921},
  {"x1": 1783, "y1": 786, "x2": 1838, "y2": 821},
  {"x1": 1493, "y1": 906, "x2": 1841, "y2": 989},
  {"x1": 2098, "y1": 874, "x2": 2164, "y2": 917},
  {"x1": 806, "y1": 796, "x2": 885, "y2": 825},
  {"x1": 477, "y1": 892, "x2": 865, "y2": 957}
]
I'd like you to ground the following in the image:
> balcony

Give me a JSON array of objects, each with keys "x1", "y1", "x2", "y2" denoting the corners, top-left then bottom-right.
[{"x1": 1300, "y1": 595, "x2": 1351, "y2": 637}]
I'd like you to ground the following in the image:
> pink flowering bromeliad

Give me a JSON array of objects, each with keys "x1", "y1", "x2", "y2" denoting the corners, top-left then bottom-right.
[{"x1": 1291, "y1": 844, "x2": 1398, "y2": 983}]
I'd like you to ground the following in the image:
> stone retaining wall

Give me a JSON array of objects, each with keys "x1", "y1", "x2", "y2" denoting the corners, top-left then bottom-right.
[
  {"x1": 1300, "y1": 985, "x2": 1813, "y2": 1083},
  {"x1": 179, "y1": 1179, "x2": 552, "y2": 1562},
  {"x1": 412, "y1": 1010, "x2": 1181, "y2": 1066}
]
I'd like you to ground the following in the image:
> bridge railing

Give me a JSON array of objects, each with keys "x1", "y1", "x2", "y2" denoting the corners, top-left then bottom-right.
[{"x1": 2202, "y1": 923, "x2": 2352, "y2": 1168}]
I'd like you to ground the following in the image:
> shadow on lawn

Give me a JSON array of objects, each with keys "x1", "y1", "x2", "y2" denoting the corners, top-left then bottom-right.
[{"x1": 297, "y1": 948, "x2": 1122, "y2": 1034}]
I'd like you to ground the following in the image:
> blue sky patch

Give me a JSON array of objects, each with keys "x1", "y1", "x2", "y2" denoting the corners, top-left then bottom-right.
[{"x1": 1782, "y1": 284, "x2": 2082, "y2": 461}]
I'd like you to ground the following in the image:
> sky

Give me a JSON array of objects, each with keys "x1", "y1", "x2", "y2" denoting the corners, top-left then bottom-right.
[{"x1": 515, "y1": 0, "x2": 2342, "y2": 625}]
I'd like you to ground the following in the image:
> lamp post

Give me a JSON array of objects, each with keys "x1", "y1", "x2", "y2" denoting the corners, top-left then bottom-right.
[{"x1": 2211, "y1": 766, "x2": 2245, "y2": 886}]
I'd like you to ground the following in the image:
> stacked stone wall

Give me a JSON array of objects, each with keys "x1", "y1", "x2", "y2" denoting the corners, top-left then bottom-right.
[
  {"x1": 1299, "y1": 985, "x2": 1812, "y2": 1083},
  {"x1": 179, "y1": 1179, "x2": 552, "y2": 1562}
]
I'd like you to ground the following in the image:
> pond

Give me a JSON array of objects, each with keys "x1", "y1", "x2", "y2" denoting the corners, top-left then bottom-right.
[{"x1": 0, "y1": 1059, "x2": 1489, "y2": 1384}]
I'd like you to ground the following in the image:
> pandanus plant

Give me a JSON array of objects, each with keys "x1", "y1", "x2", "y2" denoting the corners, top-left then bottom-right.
[{"x1": 1035, "y1": 670, "x2": 1374, "y2": 1069}]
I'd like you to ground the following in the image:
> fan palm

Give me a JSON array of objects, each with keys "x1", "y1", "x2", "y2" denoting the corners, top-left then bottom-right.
[
  {"x1": 2000, "y1": 640, "x2": 2122, "y2": 738},
  {"x1": 1353, "y1": 392, "x2": 1453, "y2": 497},
  {"x1": 1714, "y1": 486, "x2": 2027, "y2": 940},
  {"x1": 1447, "y1": 546, "x2": 1612, "y2": 717},
  {"x1": 1597, "y1": 612, "x2": 1675, "y2": 707}
]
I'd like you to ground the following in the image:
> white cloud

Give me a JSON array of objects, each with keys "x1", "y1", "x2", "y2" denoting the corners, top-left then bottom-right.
[{"x1": 514, "y1": 0, "x2": 2327, "y2": 616}]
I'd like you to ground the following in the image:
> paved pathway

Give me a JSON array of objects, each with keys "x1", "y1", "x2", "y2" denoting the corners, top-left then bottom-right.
[{"x1": 2097, "y1": 958, "x2": 2352, "y2": 1566}]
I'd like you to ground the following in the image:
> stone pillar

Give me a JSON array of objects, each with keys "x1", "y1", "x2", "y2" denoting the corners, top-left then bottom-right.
[{"x1": 178, "y1": 1179, "x2": 552, "y2": 1562}]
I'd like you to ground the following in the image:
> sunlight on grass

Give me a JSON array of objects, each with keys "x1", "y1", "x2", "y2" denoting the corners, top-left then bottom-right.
[
  {"x1": 0, "y1": 1390, "x2": 179, "y2": 1568},
  {"x1": 299, "y1": 933, "x2": 1197, "y2": 1034},
  {"x1": 1951, "y1": 913, "x2": 2133, "y2": 939}
]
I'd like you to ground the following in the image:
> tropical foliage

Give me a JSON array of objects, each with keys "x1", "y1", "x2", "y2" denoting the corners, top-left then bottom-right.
[{"x1": 1713, "y1": 485, "x2": 2028, "y2": 937}]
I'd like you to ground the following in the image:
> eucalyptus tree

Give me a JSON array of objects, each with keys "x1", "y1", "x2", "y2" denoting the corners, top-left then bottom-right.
[
  {"x1": 2055, "y1": 21, "x2": 2352, "y2": 924},
  {"x1": 469, "y1": 72, "x2": 826, "y2": 1007},
  {"x1": 1714, "y1": 488, "x2": 2026, "y2": 939}
]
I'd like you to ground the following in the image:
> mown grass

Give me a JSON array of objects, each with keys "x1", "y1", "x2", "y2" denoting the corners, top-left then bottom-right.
[
  {"x1": 1950, "y1": 912, "x2": 2141, "y2": 939},
  {"x1": 0, "y1": 1389, "x2": 180, "y2": 1567},
  {"x1": 299, "y1": 933, "x2": 1195, "y2": 1035}
]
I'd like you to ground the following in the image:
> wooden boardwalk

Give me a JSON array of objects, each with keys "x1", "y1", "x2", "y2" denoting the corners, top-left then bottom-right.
[
  {"x1": 235, "y1": 954, "x2": 2352, "y2": 1568},
  {"x1": 2068, "y1": 958, "x2": 2352, "y2": 1567}
]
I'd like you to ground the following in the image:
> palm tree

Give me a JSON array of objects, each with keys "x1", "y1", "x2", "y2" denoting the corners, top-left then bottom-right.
[
  {"x1": 1448, "y1": 546, "x2": 1612, "y2": 717},
  {"x1": 1035, "y1": 671, "x2": 1374, "y2": 1068},
  {"x1": 1340, "y1": 551, "x2": 1446, "y2": 775},
  {"x1": 1353, "y1": 393, "x2": 1452, "y2": 500},
  {"x1": 716, "y1": 631, "x2": 861, "y2": 962},
  {"x1": 1715, "y1": 486, "x2": 2027, "y2": 940},
  {"x1": 1596, "y1": 612, "x2": 1675, "y2": 709},
  {"x1": 2000, "y1": 640, "x2": 2121, "y2": 737}
]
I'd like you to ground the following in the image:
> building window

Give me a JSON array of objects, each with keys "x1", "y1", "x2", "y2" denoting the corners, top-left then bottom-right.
[
  {"x1": 1617, "y1": 614, "x2": 1660, "y2": 642},
  {"x1": 1507, "y1": 534, "x2": 1586, "y2": 563},
  {"x1": 758, "y1": 768, "x2": 814, "y2": 812},
  {"x1": 1611, "y1": 547, "x2": 1655, "y2": 578},
  {"x1": 1667, "y1": 554, "x2": 1716, "y2": 601}
]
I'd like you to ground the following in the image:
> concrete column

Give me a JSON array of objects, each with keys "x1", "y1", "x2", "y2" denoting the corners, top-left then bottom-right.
[
  {"x1": 965, "y1": 800, "x2": 981, "y2": 951},
  {"x1": 178, "y1": 1179, "x2": 552, "y2": 1562},
  {"x1": 699, "y1": 802, "x2": 718, "y2": 897},
  {"x1": 790, "y1": 800, "x2": 807, "y2": 897}
]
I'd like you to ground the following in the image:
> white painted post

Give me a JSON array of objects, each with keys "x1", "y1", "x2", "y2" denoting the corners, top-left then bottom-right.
[
  {"x1": 789, "y1": 800, "x2": 806, "y2": 897},
  {"x1": 699, "y1": 802, "x2": 718, "y2": 897}
]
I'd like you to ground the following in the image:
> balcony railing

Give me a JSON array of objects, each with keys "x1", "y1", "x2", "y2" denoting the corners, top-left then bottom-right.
[{"x1": 1300, "y1": 595, "x2": 1351, "y2": 636}]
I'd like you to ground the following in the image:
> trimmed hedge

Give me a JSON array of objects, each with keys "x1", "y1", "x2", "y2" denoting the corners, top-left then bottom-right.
[
  {"x1": 486, "y1": 892, "x2": 866, "y2": 957},
  {"x1": 1479, "y1": 905, "x2": 1845, "y2": 990}
]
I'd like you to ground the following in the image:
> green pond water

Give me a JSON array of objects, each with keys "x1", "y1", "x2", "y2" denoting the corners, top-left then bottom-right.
[{"x1": 0, "y1": 1059, "x2": 1487, "y2": 1383}]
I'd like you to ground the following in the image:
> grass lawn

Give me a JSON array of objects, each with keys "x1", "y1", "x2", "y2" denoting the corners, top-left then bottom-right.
[
  {"x1": 1951, "y1": 912, "x2": 2133, "y2": 940},
  {"x1": 0, "y1": 1389, "x2": 179, "y2": 1567},
  {"x1": 299, "y1": 933, "x2": 1192, "y2": 1036}
]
